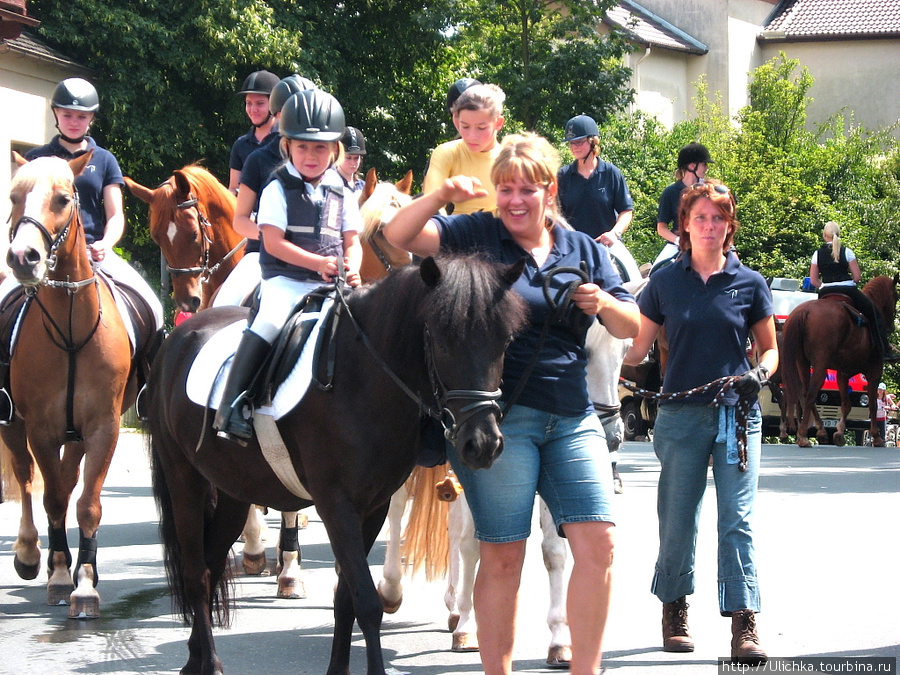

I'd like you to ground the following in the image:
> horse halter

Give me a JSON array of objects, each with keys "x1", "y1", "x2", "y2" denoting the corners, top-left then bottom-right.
[
  {"x1": 10, "y1": 190, "x2": 80, "y2": 275},
  {"x1": 167, "y1": 195, "x2": 246, "y2": 280},
  {"x1": 423, "y1": 326, "x2": 503, "y2": 443}
]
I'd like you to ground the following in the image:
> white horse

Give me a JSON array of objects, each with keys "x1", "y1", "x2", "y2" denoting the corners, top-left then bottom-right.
[{"x1": 385, "y1": 241, "x2": 645, "y2": 665}]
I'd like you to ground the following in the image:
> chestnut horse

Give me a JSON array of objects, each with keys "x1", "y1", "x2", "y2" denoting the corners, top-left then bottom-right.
[
  {"x1": 781, "y1": 275, "x2": 898, "y2": 447},
  {"x1": 124, "y1": 166, "x2": 243, "y2": 312},
  {"x1": 147, "y1": 254, "x2": 528, "y2": 675},
  {"x1": 1, "y1": 154, "x2": 143, "y2": 618}
]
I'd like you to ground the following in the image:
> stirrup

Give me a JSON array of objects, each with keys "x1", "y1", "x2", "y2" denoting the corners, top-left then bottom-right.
[
  {"x1": 214, "y1": 398, "x2": 253, "y2": 446},
  {"x1": 0, "y1": 388, "x2": 14, "y2": 425}
]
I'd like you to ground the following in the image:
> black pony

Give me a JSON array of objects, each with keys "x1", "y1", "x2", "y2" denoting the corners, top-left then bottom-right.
[{"x1": 147, "y1": 253, "x2": 527, "y2": 675}]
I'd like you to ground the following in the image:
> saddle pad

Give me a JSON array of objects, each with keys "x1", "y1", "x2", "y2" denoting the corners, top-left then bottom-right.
[{"x1": 185, "y1": 296, "x2": 334, "y2": 420}]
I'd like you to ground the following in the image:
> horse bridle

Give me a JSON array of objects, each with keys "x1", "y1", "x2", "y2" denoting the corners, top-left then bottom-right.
[
  {"x1": 167, "y1": 195, "x2": 246, "y2": 280},
  {"x1": 330, "y1": 276, "x2": 503, "y2": 444}
]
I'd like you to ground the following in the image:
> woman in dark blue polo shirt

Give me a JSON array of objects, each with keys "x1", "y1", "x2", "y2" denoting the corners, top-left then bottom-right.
[
  {"x1": 385, "y1": 132, "x2": 639, "y2": 675},
  {"x1": 625, "y1": 181, "x2": 777, "y2": 665}
]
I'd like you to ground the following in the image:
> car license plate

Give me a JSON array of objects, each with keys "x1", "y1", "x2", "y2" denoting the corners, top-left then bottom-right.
[{"x1": 822, "y1": 419, "x2": 838, "y2": 428}]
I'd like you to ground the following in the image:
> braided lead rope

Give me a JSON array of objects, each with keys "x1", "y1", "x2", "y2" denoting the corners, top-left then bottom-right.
[{"x1": 622, "y1": 376, "x2": 752, "y2": 472}]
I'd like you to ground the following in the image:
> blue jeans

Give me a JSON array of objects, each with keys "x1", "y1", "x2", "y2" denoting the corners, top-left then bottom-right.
[
  {"x1": 448, "y1": 404, "x2": 615, "y2": 543},
  {"x1": 651, "y1": 402, "x2": 762, "y2": 615}
]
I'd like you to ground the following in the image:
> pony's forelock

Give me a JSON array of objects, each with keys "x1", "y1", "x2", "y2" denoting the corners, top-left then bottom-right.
[{"x1": 359, "y1": 181, "x2": 412, "y2": 244}]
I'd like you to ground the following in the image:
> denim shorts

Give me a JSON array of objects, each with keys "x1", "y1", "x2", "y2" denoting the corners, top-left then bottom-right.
[{"x1": 447, "y1": 403, "x2": 615, "y2": 543}]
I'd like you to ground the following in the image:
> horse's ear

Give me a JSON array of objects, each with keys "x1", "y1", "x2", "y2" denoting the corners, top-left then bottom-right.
[
  {"x1": 173, "y1": 170, "x2": 192, "y2": 201},
  {"x1": 122, "y1": 176, "x2": 155, "y2": 204},
  {"x1": 11, "y1": 151, "x2": 27, "y2": 167},
  {"x1": 395, "y1": 170, "x2": 413, "y2": 196},
  {"x1": 69, "y1": 149, "x2": 93, "y2": 177},
  {"x1": 501, "y1": 257, "x2": 527, "y2": 287},
  {"x1": 420, "y1": 256, "x2": 441, "y2": 288},
  {"x1": 361, "y1": 167, "x2": 378, "y2": 203}
]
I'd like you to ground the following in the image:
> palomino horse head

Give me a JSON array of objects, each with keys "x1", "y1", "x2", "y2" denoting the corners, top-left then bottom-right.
[
  {"x1": 358, "y1": 167, "x2": 414, "y2": 283},
  {"x1": 7, "y1": 152, "x2": 93, "y2": 286},
  {"x1": 124, "y1": 166, "x2": 240, "y2": 312}
]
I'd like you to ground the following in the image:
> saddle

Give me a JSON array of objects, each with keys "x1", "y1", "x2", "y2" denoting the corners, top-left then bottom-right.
[
  {"x1": 256, "y1": 286, "x2": 339, "y2": 406},
  {"x1": 819, "y1": 291, "x2": 868, "y2": 328}
]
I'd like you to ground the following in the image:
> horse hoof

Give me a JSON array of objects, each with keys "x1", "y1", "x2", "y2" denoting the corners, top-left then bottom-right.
[
  {"x1": 14, "y1": 556, "x2": 40, "y2": 581},
  {"x1": 546, "y1": 644, "x2": 572, "y2": 668},
  {"x1": 242, "y1": 551, "x2": 268, "y2": 576},
  {"x1": 452, "y1": 632, "x2": 479, "y2": 652},
  {"x1": 834, "y1": 432, "x2": 846, "y2": 447},
  {"x1": 277, "y1": 577, "x2": 307, "y2": 599},
  {"x1": 797, "y1": 438, "x2": 811, "y2": 448},
  {"x1": 448, "y1": 612, "x2": 460, "y2": 632},
  {"x1": 613, "y1": 476, "x2": 624, "y2": 494},
  {"x1": 68, "y1": 597, "x2": 100, "y2": 619},
  {"x1": 48, "y1": 583, "x2": 74, "y2": 606},
  {"x1": 378, "y1": 588, "x2": 402, "y2": 614}
]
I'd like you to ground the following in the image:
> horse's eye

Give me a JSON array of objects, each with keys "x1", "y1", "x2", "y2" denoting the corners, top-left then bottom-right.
[{"x1": 53, "y1": 193, "x2": 72, "y2": 211}]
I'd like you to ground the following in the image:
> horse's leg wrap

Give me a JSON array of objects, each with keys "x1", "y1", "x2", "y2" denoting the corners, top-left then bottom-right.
[
  {"x1": 278, "y1": 524, "x2": 300, "y2": 567},
  {"x1": 73, "y1": 530, "x2": 99, "y2": 587},
  {"x1": 47, "y1": 522, "x2": 72, "y2": 573}
]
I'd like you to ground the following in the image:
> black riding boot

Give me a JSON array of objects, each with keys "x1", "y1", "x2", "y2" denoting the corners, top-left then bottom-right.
[
  {"x1": 213, "y1": 330, "x2": 271, "y2": 445},
  {"x1": 0, "y1": 361, "x2": 14, "y2": 425}
]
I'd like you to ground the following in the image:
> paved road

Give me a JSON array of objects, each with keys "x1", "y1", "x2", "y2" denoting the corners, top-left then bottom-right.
[{"x1": 1, "y1": 431, "x2": 898, "y2": 674}]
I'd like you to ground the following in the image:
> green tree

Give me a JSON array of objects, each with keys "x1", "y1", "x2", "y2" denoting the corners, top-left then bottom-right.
[{"x1": 453, "y1": 0, "x2": 634, "y2": 136}]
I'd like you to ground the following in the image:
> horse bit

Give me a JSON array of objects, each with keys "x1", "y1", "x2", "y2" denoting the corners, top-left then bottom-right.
[{"x1": 168, "y1": 195, "x2": 246, "y2": 280}]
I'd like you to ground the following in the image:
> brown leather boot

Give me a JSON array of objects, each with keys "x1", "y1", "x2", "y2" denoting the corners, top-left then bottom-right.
[
  {"x1": 731, "y1": 609, "x2": 767, "y2": 665},
  {"x1": 662, "y1": 596, "x2": 694, "y2": 652}
]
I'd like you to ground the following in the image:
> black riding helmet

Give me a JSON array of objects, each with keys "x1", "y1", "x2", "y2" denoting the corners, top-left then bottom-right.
[
  {"x1": 563, "y1": 114, "x2": 600, "y2": 142},
  {"x1": 269, "y1": 75, "x2": 317, "y2": 115},
  {"x1": 677, "y1": 142, "x2": 712, "y2": 169},
  {"x1": 341, "y1": 126, "x2": 367, "y2": 155},
  {"x1": 446, "y1": 77, "x2": 481, "y2": 114},
  {"x1": 237, "y1": 70, "x2": 280, "y2": 96},
  {"x1": 51, "y1": 78, "x2": 99, "y2": 112},
  {"x1": 280, "y1": 89, "x2": 345, "y2": 142}
]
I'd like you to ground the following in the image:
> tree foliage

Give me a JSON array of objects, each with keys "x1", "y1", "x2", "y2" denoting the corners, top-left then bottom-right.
[{"x1": 451, "y1": 0, "x2": 634, "y2": 136}]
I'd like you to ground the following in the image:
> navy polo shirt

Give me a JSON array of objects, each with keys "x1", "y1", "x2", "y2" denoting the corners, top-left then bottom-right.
[
  {"x1": 239, "y1": 135, "x2": 284, "y2": 254},
  {"x1": 229, "y1": 124, "x2": 279, "y2": 173},
  {"x1": 557, "y1": 160, "x2": 633, "y2": 239},
  {"x1": 26, "y1": 136, "x2": 123, "y2": 244},
  {"x1": 433, "y1": 211, "x2": 635, "y2": 417},
  {"x1": 638, "y1": 251, "x2": 773, "y2": 405},
  {"x1": 657, "y1": 181, "x2": 686, "y2": 233}
]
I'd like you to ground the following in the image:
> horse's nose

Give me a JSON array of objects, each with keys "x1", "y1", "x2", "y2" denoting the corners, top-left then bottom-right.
[
  {"x1": 188, "y1": 295, "x2": 202, "y2": 312},
  {"x1": 7, "y1": 244, "x2": 40, "y2": 270}
]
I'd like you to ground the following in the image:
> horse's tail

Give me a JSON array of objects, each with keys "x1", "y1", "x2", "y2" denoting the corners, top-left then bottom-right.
[
  {"x1": 401, "y1": 464, "x2": 451, "y2": 581},
  {"x1": 148, "y1": 432, "x2": 234, "y2": 627},
  {"x1": 780, "y1": 309, "x2": 808, "y2": 433}
]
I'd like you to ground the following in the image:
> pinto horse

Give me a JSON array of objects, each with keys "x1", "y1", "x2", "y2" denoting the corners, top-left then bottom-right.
[
  {"x1": 2, "y1": 154, "x2": 143, "y2": 618},
  {"x1": 147, "y1": 253, "x2": 527, "y2": 675},
  {"x1": 124, "y1": 166, "x2": 243, "y2": 312},
  {"x1": 781, "y1": 275, "x2": 899, "y2": 447}
]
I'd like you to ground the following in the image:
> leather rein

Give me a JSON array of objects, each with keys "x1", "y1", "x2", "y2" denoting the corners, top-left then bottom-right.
[
  {"x1": 10, "y1": 191, "x2": 102, "y2": 442},
  {"x1": 167, "y1": 195, "x2": 246, "y2": 280}
]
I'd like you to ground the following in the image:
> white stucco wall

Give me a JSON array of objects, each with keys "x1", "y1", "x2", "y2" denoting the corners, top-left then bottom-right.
[{"x1": 760, "y1": 39, "x2": 900, "y2": 135}]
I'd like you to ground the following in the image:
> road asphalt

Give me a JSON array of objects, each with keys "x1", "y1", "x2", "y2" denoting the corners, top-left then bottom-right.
[{"x1": 1, "y1": 430, "x2": 897, "y2": 674}]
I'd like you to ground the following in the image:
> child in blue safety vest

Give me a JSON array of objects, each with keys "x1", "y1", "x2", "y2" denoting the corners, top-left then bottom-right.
[{"x1": 214, "y1": 88, "x2": 363, "y2": 444}]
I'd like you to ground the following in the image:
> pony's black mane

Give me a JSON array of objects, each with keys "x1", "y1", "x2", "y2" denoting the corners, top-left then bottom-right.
[{"x1": 352, "y1": 253, "x2": 528, "y2": 348}]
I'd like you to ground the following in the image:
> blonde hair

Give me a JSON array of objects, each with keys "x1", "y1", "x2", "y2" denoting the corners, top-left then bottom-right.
[
  {"x1": 451, "y1": 83, "x2": 505, "y2": 120},
  {"x1": 279, "y1": 138, "x2": 343, "y2": 174},
  {"x1": 491, "y1": 132, "x2": 561, "y2": 225},
  {"x1": 823, "y1": 221, "x2": 842, "y2": 263}
]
